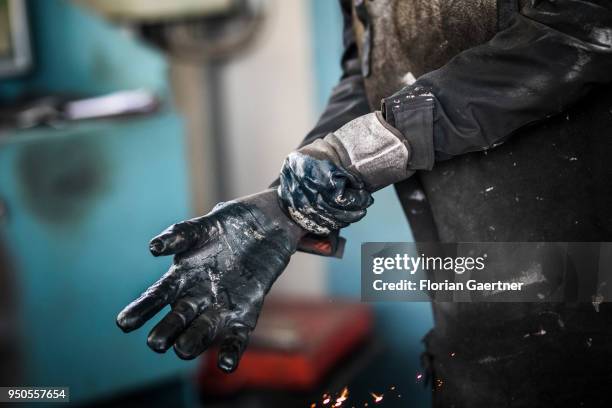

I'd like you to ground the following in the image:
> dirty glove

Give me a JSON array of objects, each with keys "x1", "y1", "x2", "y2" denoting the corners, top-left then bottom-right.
[
  {"x1": 278, "y1": 111, "x2": 415, "y2": 235},
  {"x1": 116, "y1": 189, "x2": 304, "y2": 372}
]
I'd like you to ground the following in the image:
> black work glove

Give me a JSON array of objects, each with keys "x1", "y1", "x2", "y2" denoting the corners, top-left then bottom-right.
[{"x1": 116, "y1": 189, "x2": 304, "y2": 372}]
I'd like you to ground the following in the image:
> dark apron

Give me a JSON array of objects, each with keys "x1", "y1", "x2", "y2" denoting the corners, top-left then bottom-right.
[{"x1": 353, "y1": 1, "x2": 612, "y2": 406}]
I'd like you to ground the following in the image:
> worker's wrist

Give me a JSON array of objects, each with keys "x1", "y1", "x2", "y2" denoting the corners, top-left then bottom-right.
[{"x1": 321, "y1": 111, "x2": 414, "y2": 191}]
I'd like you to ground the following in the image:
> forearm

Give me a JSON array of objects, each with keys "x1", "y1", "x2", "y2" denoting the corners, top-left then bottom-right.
[
  {"x1": 299, "y1": 0, "x2": 370, "y2": 147},
  {"x1": 279, "y1": 0, "x2": 612, "y2": 237}
]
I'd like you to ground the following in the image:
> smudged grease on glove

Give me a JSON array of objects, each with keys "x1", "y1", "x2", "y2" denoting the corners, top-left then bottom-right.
[{"x1": 116, "y1": 189, "x2": 304, "y2": 372}]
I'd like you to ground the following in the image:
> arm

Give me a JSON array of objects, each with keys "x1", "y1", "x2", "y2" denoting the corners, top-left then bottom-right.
[
  {"x1": 116, "y1": 0, "x2": 367, "y2": 369},
  {"x1": 298, "y1": 0, "x2": 371, "y2": 146},
  {"x1": 383, "y1": 0, "x2": 612, "y2": 168},
  {"x1": 279, "y1": 0, "x2": 372, "y2": 256},
  {"x1": 279, "y1": 0, "x2": 612, "y2": 235}
]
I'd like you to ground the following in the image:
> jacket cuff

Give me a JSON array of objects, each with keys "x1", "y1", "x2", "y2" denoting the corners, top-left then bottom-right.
[{"x1": 382, "y1": 86, "x2": 435, "y2": 171}]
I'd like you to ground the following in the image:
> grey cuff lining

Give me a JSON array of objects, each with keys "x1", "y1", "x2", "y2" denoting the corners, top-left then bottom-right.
[
  {"x1": 324, "y1": 133, "x2": 354, "y2": 177},
  {"x1": 375, "y1": 111, "x2": 411, "y2": 159},
  {"x1": 324, "y1": 112, "x2": 412, "y2": 191}
]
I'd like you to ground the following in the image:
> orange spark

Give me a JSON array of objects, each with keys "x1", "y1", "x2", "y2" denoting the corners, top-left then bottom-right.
[
  {"x1": 370, "y1": 393, "x2": 384, "y2": 403},
  {"x1": 333, "y1": 387, "x2": 349, "y2": 407}
]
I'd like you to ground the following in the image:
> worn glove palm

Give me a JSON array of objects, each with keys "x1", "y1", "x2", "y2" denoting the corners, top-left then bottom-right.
[{"x1": 116, "y1": 189, "x2": 304, "y2": 372}]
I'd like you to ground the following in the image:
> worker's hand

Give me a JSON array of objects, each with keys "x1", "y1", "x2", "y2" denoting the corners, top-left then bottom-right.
[
  {"x1": 116, "y1": 189, "x2": 304, "y2": 372},
  {"x1": 278, "y1": 151, "x2": 374, "y2": 235},
  {"x1": 278, "y1": 112, "x2": 411, "y2": 235}
]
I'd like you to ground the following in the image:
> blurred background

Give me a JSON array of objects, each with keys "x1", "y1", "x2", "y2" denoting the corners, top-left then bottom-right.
[{"x1": 0, "y1": 0, "x2": 433, "y2": 406}]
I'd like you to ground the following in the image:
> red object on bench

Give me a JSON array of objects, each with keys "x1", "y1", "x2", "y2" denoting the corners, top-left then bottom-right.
[{"x1": 198, "y1": 298, "x2": 373, "y2": 394}]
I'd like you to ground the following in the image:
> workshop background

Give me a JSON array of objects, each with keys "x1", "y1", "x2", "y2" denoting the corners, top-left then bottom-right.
[{"x1": 0, "y1": 0, "x2": 433, "y2": 406}]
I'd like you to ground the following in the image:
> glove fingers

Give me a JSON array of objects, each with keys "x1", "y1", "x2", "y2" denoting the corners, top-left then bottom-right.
[
  {"x1": 329, "y1": 186, "x2": 374, "y2": 210},
  {"x1": 174, "y1": 309, "x2": 220, "y2": 360},
  {"x1": 289, "y1": 159, "x2": 367, "y2": 207},
  {"x1": 329, "y1": 161, "x2": 364, "y2": 190},
  {"x1": 283, "y1": 166, "x2": 369, "y2": 227},
  {"x1": 284, "y1": 158, "x2": 372, "y2": 212},
  {"x1": 322, "y1": 165, "x2": 372, "y2": 210},
  {"x1": 315, "y1": 195, "x2": 368, "y2": 224},
  {"x1": 147, "y1": 296, "x2": 209, "y2": 353},
  {"x1": 280, "y1": 168, "x2": 340, "y2": 231},
  {"x1": 149, "y1": 217, "x2": 211, "y2": 257},
  {"x1": 217, "y1": 324, "x2": 251, "y2": 373},
  {"x1": 293, "y1": 185, "x2": 349, "y2": 230},
  {"x1": 311, "y1": 177, "x2": 372, "y2": 211},
  {"x1": 116, "y1": 269, "x2": 181, "y2": 332},
  {"x1": 314, "y1": 173, "x2": 373, "y2": 213},
  {"x1": 286, "y1": 152, "x2": 365, "y2": 190}
]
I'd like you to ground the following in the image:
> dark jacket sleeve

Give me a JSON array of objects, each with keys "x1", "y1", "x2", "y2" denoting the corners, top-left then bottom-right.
[
  {"x1": 270, "y1": 0, "x2": 369, "y2": 185},
  {"x1": 383, "y1": 0, "x2": 612, "y2": 170},
  {"x1": 298, "y1": 0, "x2": 371, "y2": 147}
]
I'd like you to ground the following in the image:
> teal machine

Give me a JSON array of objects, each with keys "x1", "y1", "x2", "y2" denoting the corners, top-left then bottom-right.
[{"x1": 0, "y1": 0, "x2": 195, "y2": 402}]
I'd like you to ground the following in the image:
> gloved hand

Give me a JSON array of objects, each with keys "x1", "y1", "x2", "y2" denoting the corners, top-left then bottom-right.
[
  {"x1": 116, "y1": 189, "x2": 304, "y2": 372},
  {"x1": 278, "y1": 111, "x2": 414, "y2": 235},
  {"x1": 279, "y1": 151, "x2": 374, "y2": 235}
]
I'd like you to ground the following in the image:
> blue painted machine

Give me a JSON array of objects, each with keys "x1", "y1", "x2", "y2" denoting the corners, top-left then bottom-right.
[{"x1": 0, "y1": 1, "x2": 196, "y2": 402}]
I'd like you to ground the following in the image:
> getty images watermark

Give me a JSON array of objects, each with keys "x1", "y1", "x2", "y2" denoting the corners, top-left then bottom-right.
[{"x1": 361, "y1": 242, "x2": 612, "y2": 302}]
